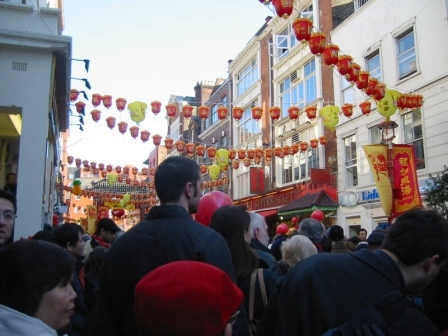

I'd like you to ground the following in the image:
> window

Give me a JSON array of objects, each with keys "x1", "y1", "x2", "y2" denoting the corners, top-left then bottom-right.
[
  {"x1": 236, "y1": 171, "x2": 249, "y2": 198},
  {"x1": 211, "y1": 105, "x2": 218, "y2": 125},
  {"x1": 366, "y1": 50, "x2": 382, "y2": 82},
  {"x1": 403, "y1": 110, "x2": 425, "y2": 169},
  {"x1": 341, "y1": 76, "x2": 355, "y2": 105},
  {"x1": 236, "y1": 59, "x2": 258, "y2": 97},
  {"x1": 237, "y1": 102, "x2": 260, "y2": 145},
  {"x1": 396, "y1": 28, "x2": 417, "y2": 79},
  {"x1": 221, "y1": 135, "x2": 227, "y2": 147},
  {"x1": 280, "y1": 59, "x2": 316, "y2": 118},
  {"x1": 369, "y1": 125, "x2": 382, "y2": 145},
  {"x1": 344, "y1": 134, "x2": 358, "y2": 187},
  {"x1": 276, "y1": 24, "x2": 297, "y2": 59}
]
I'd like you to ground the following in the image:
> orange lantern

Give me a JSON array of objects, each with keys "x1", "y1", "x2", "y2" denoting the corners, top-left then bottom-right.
[
  {"x1": 92, "y1": 93, "x2": 102, "y2": 107},
  {"x1": 149, "y1": 167, "x2": 156, "y2": 176},
  {"x1": 98, "y1": 163, "x2": 105, "y2": 171},
  {"x1": 265, "y1": 148, "x2": 273, "y2": 158},
  {"x1": 237, "y1": 149, "x2": 246, "y2": 160},
  {"x1": 152, "y1": 134, "x2": 162, "y2": 146},
  {"x1": 90, "y1": 162, "x2": 97, "y2": 170},
  {"x1": 217, "y1": 106, "x2": 229, "y2": 120},
  {"x1": 123, "y1": 166, "x2": 130, "y2": 175},
  {"x1": 288, "y1": 106, "x2": 300, "y2": 120},
  {"x1": 274, "y1": 147, "x2": 282, "y2": 157},
  {"x1": 198, "y1": 105, "x2": 210, "y2": 119},
  {"x1": 282, "y1": 145, "x2": 291, "y2": 156},
  {"x1": 254, "y1": 157, "x2": 261, "y2": 165},
  {"x1": 206, "y1": 147, "x2": 217, "y2": 159},
  {"x1": 75, "y1": 158, "x2": 82, "y2": 168},
  {"x1": 102, "y1": 95, "x2": 112, "y2": 109},
  {"x1": 232, "y1": 106, "x2": 244, "y2": 121},
  {"x1": 305, "y1": 106, "x2": 317, "y2": 120},
  {"x1": 346, "y1": 63, "x2": 361, "y2": 84},
  {"x1": 166, "y1": 103, "x2": 177, "y2": 119},
  {"x1": 125, "y1": 177, "x2": 131, "y2": 185},
  {"x1": 115, "y1": 165, "x2": 122, "y2": 174},
  {"x1": 243, "y1": 158, "x2": 251, "y2": 167},
  {"x1": 319, "y1": 136, "x2": 328, "y2": 146},
  {"x1": 196, "y1": 145, "x2": 206, "y2": 157},
  {"x1": 101, "y1": 170, "x2": 107, "y2": 178},
  {"x1": 272, "y1": 0, "x2": 293, "y2": 19},
  {"x1": 310, "y1": 139, "x2": 319, "y2": 149},
  {"x1": 185, "y1": 143, "x2": 195, "y2": 156},
  {"x1": 130, "y1": 126, "x2": 139, "y2": 139},
  {"x1": 359, "y1": 100, "x2": 372, "y2": 115},
  {"x1": 75, "y1": 101, "x2": 85, "y2": 114},
  {"x1": 373, "y1": 83, "x2": 386, "y2": 101},
  {"x1": 106, "y1": 164, "x2": 112, "y2": 173},
  {"x1": 142, "y1": 168, "x2": 148, "y2": 175},
  {"x1": 70, "y1": 89, "x2": 79, "y2": 102},
  {"x1": 229, "y1": 149, "x2": 236, "y2": 160},
  {"x1": 292, "y1": 18, "x2": 313, "y2": 42},
  {"x1": 164, "y1": 138, "x2": 174, "y2": 150},
  {"x1": 255, "y1": 148, "x2": 264, "y2": 158},
  {"x1": 308, "y1": 32, "x2": 326, "y2": 55},
  {"x1": 67, "y1": 156, "x2": 74, "y2": 165},
  {"x1": 117, "y1": 174, "x2": 123, "y2": 182},
  {"x1": 365, "y1": 78, "x2": 378, "y2": 97},
  {"x1": 291, "y1": 143, "x2": 300, "y2": 154},
  {"x1": 91, "y1": 109, "x2": 101, "y2": 123},
  {"x1": 269, "y1": 106, "x2": 281, "y2": 121},
  {"x1": 322, "y1": 44, "x2": 339, "y2": 67},
  {"x1": 140, "y1": 130, "x2": 150, "y2": 143},
  {"x1": 116, "y1": 97, "x2": 127, "y2": 112},
  {"x1": 200, "y1": 165, "x2": 208, "y2": 175},
  {"x1": 251, "y1": 106, "x2": 263, "y2": 120},
  {"x1": 106, "y1": 116, "x2": 116, "y2": 130},
  {"x1": 182, "y1": 104, "x2": 193, "y2": 118},
  {"x1": 175, "y1": 140, "x2": 185, "y2": 152},
  {"x1": 118, "y1": 121, "x2": 128, "y2": 135},
  {"x1": 342, "y1": 103, "x2": 354, "y2": 118},
  {"x1": 247, "y1": 149, "x2": 256, "y2": 160},
  {"x1": 336, "y1": 55, "x2": 353, "y2": 76},
  {"x1": 151, "y1": 101, "x2": 162, "y2": 115},
  {"x1": 299, "y1": 142, "x2": 308, "y2": 152},
  {"x1": 356, "y1": 71, "x2": 370, "y2": 91}
]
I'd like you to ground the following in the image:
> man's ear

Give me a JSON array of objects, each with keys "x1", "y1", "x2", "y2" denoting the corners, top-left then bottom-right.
[
  {"x1": 423, "y1": 255, "x2": 440, "y2": 273},
  {"x1": 66, "y1": 242, "x2": 73, "y2": 252}
]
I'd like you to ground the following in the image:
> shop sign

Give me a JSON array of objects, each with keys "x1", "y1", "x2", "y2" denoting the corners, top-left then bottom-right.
[
  {"x1": 339, "y1": 191, "x2": 359, "y2": 207},
  {"x1": 360, "y1": 189, "x2": 380, "y2": 202},
  {"x1": 310, "y1": 168, "x2": 331, "y2": 185}
]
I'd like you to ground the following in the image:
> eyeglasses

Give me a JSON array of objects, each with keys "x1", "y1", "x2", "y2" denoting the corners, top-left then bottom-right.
[
  {"x1": 228, "y1": 311, "x2": 240, "y2": 325},
  {"x1": 0, "y1": 211, "x2": 16, "y2": 222}
]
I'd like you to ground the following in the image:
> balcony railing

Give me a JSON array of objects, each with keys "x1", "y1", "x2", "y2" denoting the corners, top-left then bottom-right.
[{"x1": 354, "y1": 0, "x2": 370, "y2": 11}]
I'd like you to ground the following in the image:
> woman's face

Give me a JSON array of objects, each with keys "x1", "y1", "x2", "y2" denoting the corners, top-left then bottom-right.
[{"x1": 34, "y1": 281, "x2": 77, "y2": 330}]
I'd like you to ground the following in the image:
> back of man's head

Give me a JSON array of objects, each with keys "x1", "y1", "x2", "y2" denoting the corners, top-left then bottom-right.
[
  {"x1": 95, "y1": 218, "x2": 120, "y2": 236},
  {"x1": 298, "y1": 218, "x2": 323, "y2": 244},
  {"x1": 383, "y1": 208, "x2": 448, "y2": 265},
  {"x1": 248, "y1": 212, "x2": 264, "y2": 239},
  {"x1": 154, "y1": 156, "x2": 201, "y2": 204},
  {"x1": 134, "y1": 260, "x2": 243, "y2": 336},
  {"x1": 53, "y1": 223, "x2": 84, "y2": 249},
  {"x1": 328, "y1": 225, "x2": 344, "y2": 242}
]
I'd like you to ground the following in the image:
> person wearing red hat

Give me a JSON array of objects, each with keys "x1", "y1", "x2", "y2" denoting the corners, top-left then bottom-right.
[{"x1": 134, "y1": 261, "x2": 244, "y2": 336}]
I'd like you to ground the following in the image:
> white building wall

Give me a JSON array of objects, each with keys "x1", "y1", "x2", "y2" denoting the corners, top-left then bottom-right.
[{"x1": 332, "y1": 0, "x2": 448, "y2": 234}]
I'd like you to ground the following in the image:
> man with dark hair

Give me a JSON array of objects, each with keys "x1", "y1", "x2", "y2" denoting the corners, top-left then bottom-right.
[
  {"x1": 84, "y1": 218, "x2": 120, "y2": 257},
  {"x1": 0, "y1": 190, "x2": 17, "y2": 251},
  {"x1": 53, "y1": 223, "x2": 87, "y2": 336},
  {"x1": 93, "y1": 156, "x2": 237, "y2": 336},
  {"x1": 358, "y1": 228, "x2": 368, "y2": 241},
  {"x1": 258, "y1": 208, "x2": 448, "y2": 335},
  {"x1": 4, "y1": 173, "x2": 17, "y2": 196}
]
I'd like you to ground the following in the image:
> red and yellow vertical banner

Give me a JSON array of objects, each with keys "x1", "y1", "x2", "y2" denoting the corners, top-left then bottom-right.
[
  {"x1": 391, "y1": 144, "x2": 422, "y2": 216},
  {"x1": 86, "y1": 205, "x2": 97, "y2": 234},
  {"x1": 363, "y1": 145, "x2": 393, "y2": 216}
]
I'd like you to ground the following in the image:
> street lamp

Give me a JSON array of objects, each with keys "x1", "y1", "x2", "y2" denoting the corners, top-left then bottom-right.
[{"x1": 377, "y1": 120, "x2": 398, "y2": 144}]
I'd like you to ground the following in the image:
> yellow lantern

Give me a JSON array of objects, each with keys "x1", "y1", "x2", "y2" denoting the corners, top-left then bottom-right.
[
  {"x1": 216, "y1": 149, "x2": 229, "y2": 169},
  {"x1": 208, "y1": 164, "x2": 221, "y2": 180},
  {"x1": 377, "y1": 89, "x2": 401, "y2": 120},
  {"x1": 319, "y1": 105, "x2": 340, "y2": 130},
  {"x1": 128, "y1": 101, "x2": 147, "y2": 124}
]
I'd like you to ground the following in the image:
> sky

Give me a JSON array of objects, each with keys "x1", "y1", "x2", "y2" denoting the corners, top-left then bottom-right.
[{"x1": 63, "y1": 0, "x2": 274, "y2": 168}]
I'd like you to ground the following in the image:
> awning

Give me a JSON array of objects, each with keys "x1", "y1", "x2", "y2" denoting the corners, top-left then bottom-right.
[
  {"x1": 278, "y1": 190, "x2": 338, "y2": 217},
  {"x1": 256, "y1": 209, "x2": 278, "y2": 217}
]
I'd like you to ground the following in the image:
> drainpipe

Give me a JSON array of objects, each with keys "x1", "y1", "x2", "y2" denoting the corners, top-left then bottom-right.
[{"x1": 0, "y1": 140, "x2": 7, "y2": 189}]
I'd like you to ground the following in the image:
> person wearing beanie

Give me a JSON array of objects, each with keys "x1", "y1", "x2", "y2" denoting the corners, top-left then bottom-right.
[
  {"x1": 367, "y1": 230, "x2": 386, "y2": 251},
  {"x1": 328, "y1": 225, "x2": 351, "y2": 254},
  {"x1": 134, "y1": 261, "x2": 244, "y2": 336},
  {"x1": 84, "y1": 218, "x2": 121, "y2": 258}
]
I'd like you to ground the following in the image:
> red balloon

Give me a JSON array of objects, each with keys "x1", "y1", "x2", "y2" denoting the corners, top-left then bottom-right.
[
  {"x1": 195, "y1": 191, "x2": 233, "y2": 226},
  {"x1": 276, "y1": 223, "x2": 289, "y2": 234},
  {"x1": 112, "y1": 208, "x2": 125, "y2": 218},
  {"x1": 291, "y1": 216, "x2": 299, "y2": 225},
  {"x1": 311, "y1": 210, "x2": 324, "y2": 222}
]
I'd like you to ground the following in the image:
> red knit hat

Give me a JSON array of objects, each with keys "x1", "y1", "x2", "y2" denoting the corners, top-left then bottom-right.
[{"x1": 134, "y1": 261, "x2": 243, "y2": 336}]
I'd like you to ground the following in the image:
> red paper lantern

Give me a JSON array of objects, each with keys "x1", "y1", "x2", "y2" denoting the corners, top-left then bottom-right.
[
  {"x1": 359, "y1": 101, "x2": 372, "y2": 115},
  {"x1": 70, "y1": 89, "x2": 79, "y2": 102},
  {"x1": 106, "y1": 164, "x2": 112, "y2": 172},
  {"x1": 305, "y1": 106, "x2": 317, "y2": 120},
  {"x1": 91, "y1": 109, "x2": 101, "y2": 122},
  {"x1": 150, "y1": 101, "x2": 162, "y2": 115},
  {"x1": 336, "y1": 55, "x2": 353, "y2": 76},
  {"x1": 272, "y1": 0, "x2": 293, "y2": 19},
  {"x1": 288, "y1": 106, "x2": 300, "y2": 120},
  {"x1": 123, "y1": 166, "x2": 130, "y2": 175},
  {"x1": 200, "y1": 165, "x2": 208, "y2": 175},
  {"x1": 130, "y1": 126, "x2": 139, "y2": 139},
  {"x1": 142, "y1": 168, "x2": 148, "y2": 175},
  {"x1": 75, "y1": 158, "x2": 82, "y2": 168},
  {"x1": 106, "y1": 116, "x2": 116, "y2": 130},
  {"x1": 356, "y1": 71, "x2": 370, "y2": 91},
  {"x1": 92, "y1": 93, "x2": 102, "y2": 107},
  {"x1": 67, "y1": 156, "x2": 74, "y2": 165},
  {"x1": 102, "y1": 95, "x2": 112, "y2": 109},
  {"x1": 251, "y1": 106, "x2": 263, "y2": 120},
  {"x1": 182, "y1": 104, "x2": 193, "y2": 118},
  {"x1": 232, "y1": 159, "x2": 240, "y2": 170},
  {"x1": 308, "y1": 32, "x2": 326, "y2": 55},
  {"x1": 166, "y1": 103, "x2": 177, "y2": 119},
  {"x1": 152, "y1": 134, "x2": 162, "y2": 146},
  {"x1": 206, "y1": 147, "x2": 217, "y2": 159},
  {"x1": 299, "y1": 142, "x2": 308, "y2": 152},
  {"x1": 149, "y1": 168, "x2": 156, "y2": 176},
  {"x1": 198, "y1": 105, "x2": 210, "y2": 119},
  {"x1": 98, "y1": 163, "x2": 105, "y2": 171},
  {"x1": 342, "y1": 103, "x2": 354, "y2": 118},
  {"x1": 255, "y1": 148, "x2": 263, "y2": 158},
  {"x1": 140, "y1": 130, "x2": 150, "y2": 143},
  {"x1": 292, "y1": 18, "x2": 313, "y2": 42},
  {"x1": 175, "y1": 140, "x2": 185, "y2": 152},
  {"x1": 229, "y1": 149, "x2": 236, "y2": 160},
  {"x1": 282, "y1": 145, "x2": 291, "y2": 156},
  {"x1": 132, "y1": 167, "x2": 139, "y2": 176},
  {"x1": 112, "y1": 208, "x2": 125, "y2": 218},
  {"x1": 243, "y1": 158, "x2": 251, "y2": 167},
  {"x1": 185, "y1": 143, "x2": 195, "y2": 155},
  {"x1": 373, "y1": 83, "x2": 386, "y2": 101},
  {"x1": 247, "y1": 149, "x2": 256, "y2": 160},
  {"x1": 90, "y1": 162, "x2": 97, "y2": 170},
  {"x1": 75, "y1": 101, "x2": 85, "y2": 114},
  {"x1": 115, "y1": 165, "x2": 122, "y2": 174},
  {"x1": 164, "y1": 137, "x2": 174, "y2": 150},
  {"x1": 274, "y1": 147, "x2": 282, "y2": 157},
  {"x1": 346, "y1": 63, "x2": 361, "y2": 83},
  {"x1": 116, "y1": 97, "x2": 127, "y2": 111},
  {"x1": 265, "y1": 148, "x2": 273, "y2": 158},
  {"x1": 118, "y1": 121, "x2": 128, "y2": 135},
  {"x1": 309, "y1": 139, "x2": 319, "y2": 149},
  {"x1": 291, "y1": 143, "x2": 300, "y2": 154},
  {"x1": 269, "y1": 106, "x2": 281, "y2": 121},
  {"x1": 117, "y1": 174, "x2": 123, "y2": 182},
  {"x1": 322, "y1": 44, "x2": 339, "y2": 67},
  {"x1": 232, "y1": 106, "x2": 244, "y2": 121},
  {"x1": 217, "y1": 106, "x2": 229, "y2": 120},
  {"x1": 365, "y1": 78, "x2": 379, "y2": 96},
  {"x1": 125, "y1": 177, "x2": 131, "y2": 185},
  {"x1": 101, "y1": 170, "x2": 107, "y2": 178},
  {"x1": 237, "y1": 149, "x2": 246, "y2": 160},
  {"x1": 319, "y1": 136, "x2": 328, "y2": 146},
  {"x1": 254, "y1": 156, "x2": 261, "y2": 165}
]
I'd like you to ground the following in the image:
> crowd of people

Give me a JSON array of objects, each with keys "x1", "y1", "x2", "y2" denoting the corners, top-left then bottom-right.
[{"x1": 0, "y1": 157, "x2": 447, "y2": 335}]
